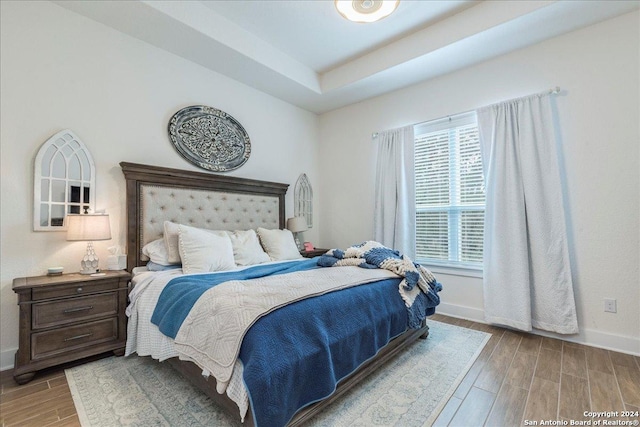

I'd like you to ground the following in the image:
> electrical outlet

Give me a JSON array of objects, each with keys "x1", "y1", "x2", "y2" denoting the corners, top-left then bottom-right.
[{"x1": 604, "y1": 298, "x2": 617, "y2": 313}]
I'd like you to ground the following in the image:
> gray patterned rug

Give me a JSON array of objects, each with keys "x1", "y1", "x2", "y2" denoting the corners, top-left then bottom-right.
[{"x1": 66, "y1": 320, "x2": 489, "y2": 427}]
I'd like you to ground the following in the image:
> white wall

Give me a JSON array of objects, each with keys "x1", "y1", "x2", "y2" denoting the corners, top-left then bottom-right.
[
  {"x1": 0, "y1": 1, "x2": 320, "y2": 370},
  {"x1": 319, "y1": 11, "x2": 640, "y2": 354}
]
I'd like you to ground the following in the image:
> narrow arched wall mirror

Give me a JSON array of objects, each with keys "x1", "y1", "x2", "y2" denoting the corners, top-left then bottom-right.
[
  {"x1": 294, "y1": 173, "x2": 313, "y2": 229},
  {"x1": 33, "y1": 129, "x2": 95, "y2": 231}
]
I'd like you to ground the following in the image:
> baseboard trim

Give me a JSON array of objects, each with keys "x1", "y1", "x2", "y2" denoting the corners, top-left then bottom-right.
[
  {"x1": 1, "y1": 348, "x2": 16, "y2": 371},
  {"x1": 437, "y1": 303, "x2": 640, "y2": 356},
  {"x1": 437, "y1": 302, "x2": 486, "y2": 323}
]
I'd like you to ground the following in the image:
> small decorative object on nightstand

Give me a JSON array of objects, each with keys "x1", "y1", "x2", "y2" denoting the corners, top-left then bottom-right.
[
  {"x1": 47, "y1": 266, "x2": 64, "y2": 276},
  {"x1": 12, "y1": 270, "x2": 130, "y2": 384}
]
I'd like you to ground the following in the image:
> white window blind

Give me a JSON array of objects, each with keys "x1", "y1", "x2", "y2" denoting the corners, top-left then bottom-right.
[{"x1": 414, "y1": 112, "x2": 485, "y2": 269}]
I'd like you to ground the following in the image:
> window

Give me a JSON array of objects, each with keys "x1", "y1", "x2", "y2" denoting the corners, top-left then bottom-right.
[{"x1": 414, "y1": 112, "x2": 485, "y2": 269}]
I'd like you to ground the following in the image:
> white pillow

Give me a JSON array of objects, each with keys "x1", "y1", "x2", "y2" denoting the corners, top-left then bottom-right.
[
  {"x1": 163, "y1": 221, "x2": 182, "y2": 264},
  {"x1": 227, "y1": 229, "x2": 271, "y2": 266},
  {"x1": 178, "y1": 224, "x2": 236, "y2": 274},
  {"x1": 142, "y1": 238, "x2": 173, "y2": 266},
  {"x1": 257, "y1": 227, "x2": 303, "y2": 261}
]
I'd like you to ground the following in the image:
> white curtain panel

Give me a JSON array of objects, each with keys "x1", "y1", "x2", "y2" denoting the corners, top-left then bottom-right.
[
  {"x1": 477, "y1": 93, "x2": 578, "y2": 334},
  {"x1": 373, "y1": 125, "x2": 416, "y2": 258}
]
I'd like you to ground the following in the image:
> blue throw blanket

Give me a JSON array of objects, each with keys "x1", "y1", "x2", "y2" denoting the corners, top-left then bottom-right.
[
  {"x1": 241, "y1": 276, "x2": 411, "y2": 427},
  {"x1": 318, "y1": 241, "x2": 442, "y2": 328}
]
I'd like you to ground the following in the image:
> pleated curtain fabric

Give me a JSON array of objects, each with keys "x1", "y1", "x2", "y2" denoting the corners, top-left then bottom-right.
[
  {"x1": 476, "y1": 93, "x2": 578, "y2": 334},
  {"x1": 373, "y1": 125, "x2": 416, "y2": 259}
]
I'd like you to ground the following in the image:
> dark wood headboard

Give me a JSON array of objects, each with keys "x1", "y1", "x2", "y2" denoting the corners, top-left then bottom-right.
[{"x1": 120, "y1": 162, "x2": 289, "y2": 272}]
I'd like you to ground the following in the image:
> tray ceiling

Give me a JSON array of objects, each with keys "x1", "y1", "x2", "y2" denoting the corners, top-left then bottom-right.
[{"x1": 53, "y1": 1, "x2": 639, "y2": 113}]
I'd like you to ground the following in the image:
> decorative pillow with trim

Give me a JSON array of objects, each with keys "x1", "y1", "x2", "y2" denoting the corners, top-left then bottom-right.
[
  {"x1": 163, "y1": 221, "x2": 182, "y2": 264},
  {"x1": 257, "y1": 227, "x2": 303, "y2": 261}
]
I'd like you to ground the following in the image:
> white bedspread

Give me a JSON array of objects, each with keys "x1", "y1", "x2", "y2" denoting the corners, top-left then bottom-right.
[{"x1": 125, "y1": 269, "x2": 182, "y2": 361}]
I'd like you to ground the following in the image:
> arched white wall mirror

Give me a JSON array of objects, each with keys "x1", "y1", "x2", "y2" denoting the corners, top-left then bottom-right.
[
  {"x1": 294, "y1": 173, "x2": 313, "y2": 229},
  {"x1": 33, "y1": 129, "x2": 96, "y2": 231}
]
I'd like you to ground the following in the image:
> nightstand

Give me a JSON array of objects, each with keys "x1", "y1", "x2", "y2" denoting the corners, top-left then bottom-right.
[
  {"x1": 300, "y1": 248, "x2": 329, "y2": 258},
  {"x1": 12, "y1": 270, "x2": 130, "y2": 384}
]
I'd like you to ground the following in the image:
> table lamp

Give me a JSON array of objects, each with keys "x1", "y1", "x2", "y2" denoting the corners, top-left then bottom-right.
[
  {"x1": 66, "y1": 213, "x2": 112, "y2": 274},
  {"x1": 287, "y1": 216, "x2": 308, "y2": 250}
]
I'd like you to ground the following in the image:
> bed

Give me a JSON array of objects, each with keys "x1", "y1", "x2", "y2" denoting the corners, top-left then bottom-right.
[{"x1": 120, "y1": 161, "x2": 439, "y2": 427}]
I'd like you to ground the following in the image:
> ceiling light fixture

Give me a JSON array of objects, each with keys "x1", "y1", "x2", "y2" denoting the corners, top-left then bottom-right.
[{"x1": 335, "y1": 0, "x2": 400, "y2": 23}]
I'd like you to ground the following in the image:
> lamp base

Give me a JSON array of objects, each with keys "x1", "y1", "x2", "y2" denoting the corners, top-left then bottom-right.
[{"x1": 79, "y1": 241, "x2": 99, "y2": 275}]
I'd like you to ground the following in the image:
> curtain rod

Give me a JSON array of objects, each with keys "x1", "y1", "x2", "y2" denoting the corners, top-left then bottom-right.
[{"x1": 371, "y1": 86, "x2": 561, "y2": 139}]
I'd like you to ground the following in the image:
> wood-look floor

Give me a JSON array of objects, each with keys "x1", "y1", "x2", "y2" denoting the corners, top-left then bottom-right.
[{"x1": 1, "y1": 314, "x2": 639, "y2": 427}]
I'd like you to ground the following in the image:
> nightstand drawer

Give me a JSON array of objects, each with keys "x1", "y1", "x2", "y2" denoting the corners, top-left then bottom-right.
[
  {"x1": 31, "y1": 317, "x2": 118, "y2": 360},
  {"x1": 31, "y1": 279, "x2": 121, "y2": 300},
  {"x1": 32, "y1": 293, "x2": 118, "y2": 330}
]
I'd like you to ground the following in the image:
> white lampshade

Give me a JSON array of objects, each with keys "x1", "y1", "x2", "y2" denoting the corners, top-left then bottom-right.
[
  {"x1": 287, "y1": 216, "x2": 308, "y2": 233},
  {"x1": 335, "y1": 0, "x2": 399, "y2": 23},
  {"x1": 66, "y1": 214, "x2": 112, "y2": 241},
  {"x1": 66, "y1": 214, "x2": 112, "y2": 274}
]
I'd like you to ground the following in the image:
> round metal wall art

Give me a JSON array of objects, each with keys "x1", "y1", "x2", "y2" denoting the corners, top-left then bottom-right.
[{"x1": 168, "y1": 105, "x2": 251, "y2": 172}]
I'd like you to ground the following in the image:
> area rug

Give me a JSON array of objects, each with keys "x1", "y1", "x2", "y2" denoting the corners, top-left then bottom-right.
[{"x1": 66, "y1": 320, "x2": 490, "y2": 427}]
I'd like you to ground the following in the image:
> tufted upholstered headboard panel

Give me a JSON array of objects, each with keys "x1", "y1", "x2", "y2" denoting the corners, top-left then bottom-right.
[{"x1": 120, "y1": 162, "x2": 289, "y2": 272}]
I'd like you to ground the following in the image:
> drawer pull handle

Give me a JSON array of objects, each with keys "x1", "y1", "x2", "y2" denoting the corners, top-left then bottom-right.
[
  {"x1": 76, "y1": 287, "x2": 83, "y2": 293},
  {"x1": 63, "y1": 306, "x2": 94, "y2": 314},
  {"x1": 64, "y1": 333, "x2": 93, "y2": 342}
]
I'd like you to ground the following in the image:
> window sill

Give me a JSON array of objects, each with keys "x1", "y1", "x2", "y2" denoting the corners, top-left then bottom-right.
[{"x1": 421, "y1": 264, "x2": 483, "y2": 278}]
